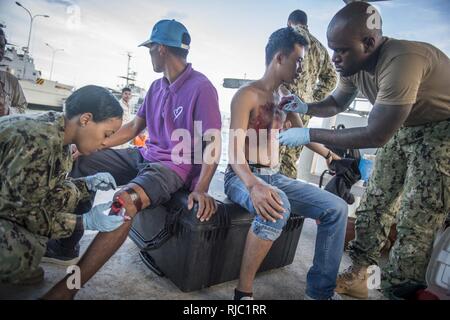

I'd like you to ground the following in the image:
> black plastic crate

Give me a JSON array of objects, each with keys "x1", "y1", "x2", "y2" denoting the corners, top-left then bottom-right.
[{"x1": 129, "y1": 172, "x2": 304, "y2": 292}]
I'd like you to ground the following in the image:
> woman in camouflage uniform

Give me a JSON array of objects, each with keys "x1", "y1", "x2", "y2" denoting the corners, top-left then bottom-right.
[{"x1": 0, "y1": 85, "x2": 127, "y2": 285}]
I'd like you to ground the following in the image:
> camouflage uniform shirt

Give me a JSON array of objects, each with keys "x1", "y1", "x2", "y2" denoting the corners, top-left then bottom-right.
[
  {"x1": 280, "y1": 25, "x2": 337, "y2": 179},
  {"x1": 0, "y1": 112, "x2": 90, "y2": 239},
  {"x1": 0, "y1": 71, "x2": 27, "y2": 115},
  {"x1": 287, "y1": 24, "x2": 337, "y2": 105}
]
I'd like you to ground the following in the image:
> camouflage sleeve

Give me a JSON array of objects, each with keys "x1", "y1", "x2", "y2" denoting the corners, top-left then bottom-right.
[
  {"x1": 313, "y1": 49, "x2": 338, "y2": 102},
  {"x1": 10, "y1": 76, "x2": 27, "y2": 114},
  {"x1": 1, "y1": 134, "x2": 50, "y2": 204},
  {"x1": 47, "y1": 212, "x2": 77, "y2": 239},
  {"x1": 0, "y1": 133, "x2": 77, "y2": 238},
  {"x1": 42, "y1": 179, "x2": 82, "y2": 239},
  {"x1": 69, "y1": 177, "x2": 92, "y2": 202}
]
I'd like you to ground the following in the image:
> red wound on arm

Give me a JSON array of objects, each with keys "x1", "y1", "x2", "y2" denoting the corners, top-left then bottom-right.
[{"x1": 110, "y1": 196, "x2": 125, "y2": 215}]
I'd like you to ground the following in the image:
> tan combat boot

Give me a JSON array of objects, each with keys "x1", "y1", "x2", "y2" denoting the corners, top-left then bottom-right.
[{"x1": 335, "y1": 265, "x2": 368, "y2": 299}]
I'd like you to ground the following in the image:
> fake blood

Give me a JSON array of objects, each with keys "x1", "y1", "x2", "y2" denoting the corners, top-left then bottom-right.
[{"x1": 249, "y1": 102, "x2": 284, "y2": 131}]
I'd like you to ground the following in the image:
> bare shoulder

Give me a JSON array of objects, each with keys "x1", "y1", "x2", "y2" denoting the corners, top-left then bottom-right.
[{"x1": 231, "y1": 82, "x2": 265, "y2": 112}]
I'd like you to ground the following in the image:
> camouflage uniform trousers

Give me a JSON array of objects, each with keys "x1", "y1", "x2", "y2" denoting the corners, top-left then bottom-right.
[
  {"x1": 0, "y1": 180, "x2": 80, "y2": 284},
  {"x1": 348, "y1": 119, "x2": 450, "y2": 289},
  {"x1": 279, "y1": 115, "x2": 311, "y2": 179},
  {"x1": 279, "y1": 145, "x2": 303, "y2": 179}
]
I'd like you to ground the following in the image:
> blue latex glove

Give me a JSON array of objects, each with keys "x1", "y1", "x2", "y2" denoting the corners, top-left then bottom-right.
[
  {"x1": 280, "y1": 95, "x2": 308, "y2": 114},
  {"x1": 85, "y1": 172, "x2": 117, "y2": 192},
  {"x1": 279, "y1": 128, "x2": 311, "y2": 147},
  {"x1": 82, "y1": 201, "x2": 125, "y2": 232}
]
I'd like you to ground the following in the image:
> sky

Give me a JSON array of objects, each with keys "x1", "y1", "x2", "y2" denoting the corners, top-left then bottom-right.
[{"x1": 1, "y1": 0, "x2": 450, "y2": 114}]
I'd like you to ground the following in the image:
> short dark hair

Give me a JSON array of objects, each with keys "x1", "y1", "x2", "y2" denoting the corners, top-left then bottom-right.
[
  {"x1": 166, "y1": 32, "x2": 191, "y2": 59},
  {"x1": 265, "y1": 27, "x2": 309, "y2": 66},
  {"x1": 65, "y1": 85, "x2": 123, "y2": 122},
  {"x1": 288, "y1": 10, "x2": 308, "y2": 25},
  {"x1": 121, "y1": 87, "x2": 131, "y2": 94}
]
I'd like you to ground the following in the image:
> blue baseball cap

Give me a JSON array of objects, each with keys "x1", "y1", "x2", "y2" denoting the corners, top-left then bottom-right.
[{"x1": 139, "y1": 19, "x2": 190, "y2": 50}]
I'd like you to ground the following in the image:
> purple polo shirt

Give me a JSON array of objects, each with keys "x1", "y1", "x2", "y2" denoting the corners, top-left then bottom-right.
[{"x1": 137, "y1": 63, "x2": 221, "y2": 190}]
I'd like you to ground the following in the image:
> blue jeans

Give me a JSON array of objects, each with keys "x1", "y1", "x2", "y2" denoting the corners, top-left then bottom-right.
[{"x1": 224, "y1": 166, "x2": 348, "y2": 299}]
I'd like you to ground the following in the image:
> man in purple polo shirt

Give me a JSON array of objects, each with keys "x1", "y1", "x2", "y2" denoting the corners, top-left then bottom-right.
[{"x1": 43, "y1": 19, "x2": 222, "y2": 299}]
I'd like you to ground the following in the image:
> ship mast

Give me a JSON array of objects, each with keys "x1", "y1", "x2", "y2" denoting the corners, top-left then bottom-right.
[
  {"x1": 119, "y1": 51, "x2": 136, "y2": 88},
  {"x1": 126, "y1": 51, "x2": 131, "y2": 87}
]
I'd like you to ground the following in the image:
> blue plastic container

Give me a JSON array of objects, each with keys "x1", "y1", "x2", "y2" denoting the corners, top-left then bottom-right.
[{"x1": 358, "y1": 158, "x2": 374, "y2": 182}]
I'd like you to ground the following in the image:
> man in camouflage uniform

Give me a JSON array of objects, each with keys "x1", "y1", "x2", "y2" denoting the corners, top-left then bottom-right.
[
  {"x1": 278, "y1": 2, "x2": 450, "y2": 299},
  {"x1": 348, "y1": 120, "x2": 449, "y2": 298},
  {"x1": 279, "y1": 10, "x2": 337, "y2": 179},
  {"x1": 0, "y1": 26, "x2": 27, "y2": 116}
]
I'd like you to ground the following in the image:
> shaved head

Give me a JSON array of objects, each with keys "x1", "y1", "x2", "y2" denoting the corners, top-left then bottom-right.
[
  {"x1": 328, "y1": 1, "x2": 382, "y2": 40},
  {"x1": 326, "y1": 2, "x2": 385, "y2": 77}
]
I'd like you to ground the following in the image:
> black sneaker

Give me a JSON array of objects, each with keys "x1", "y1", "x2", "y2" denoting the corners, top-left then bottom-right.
[
  {"x1": 233, "y1": 288, "x2": 254, "y2": 300},
  {"x1": 41, "y1": 240, "x2": 80, "y2": 266}
]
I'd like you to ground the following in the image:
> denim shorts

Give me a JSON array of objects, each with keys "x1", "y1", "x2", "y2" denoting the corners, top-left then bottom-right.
[{"x1": 224, "y1": 165, "x2": 291, "y2": 241}]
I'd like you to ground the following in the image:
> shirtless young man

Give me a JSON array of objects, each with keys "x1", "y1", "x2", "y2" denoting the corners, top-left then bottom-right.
[{"x1": 226, "y1": 27, "x2": 348, "y2": 300}]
